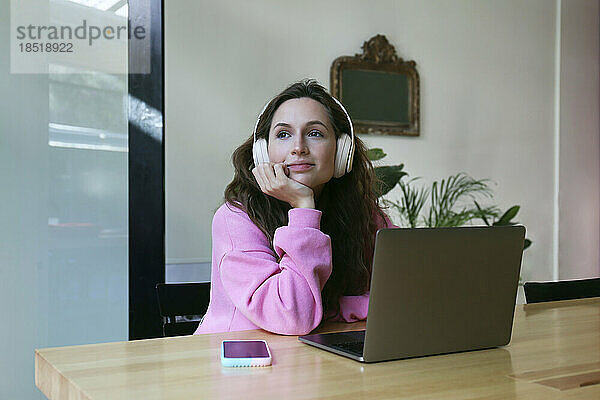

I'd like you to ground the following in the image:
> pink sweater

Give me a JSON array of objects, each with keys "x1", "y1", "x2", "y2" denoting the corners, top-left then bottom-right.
[{"x1": 194, "y1": 203, "x2": 394, "y2": 335}]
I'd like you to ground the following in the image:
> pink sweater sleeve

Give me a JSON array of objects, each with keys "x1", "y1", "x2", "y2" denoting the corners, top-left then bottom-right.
[
  {"x1": 217, "y1": 207, "x2": 332, "y2": 335},
  {"x1": 335, "y1": 210, "x2": 398, "y2": 322}
]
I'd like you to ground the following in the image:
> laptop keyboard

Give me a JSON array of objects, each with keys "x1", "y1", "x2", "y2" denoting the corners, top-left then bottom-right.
[{"x1": 331, "y1": 341, "x2": 364, "y2": 356}]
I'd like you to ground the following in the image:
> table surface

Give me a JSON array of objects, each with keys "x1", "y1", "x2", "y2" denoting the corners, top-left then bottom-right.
[{"x1": 36, "y1": 298, "x2": 600, "y2": 400}]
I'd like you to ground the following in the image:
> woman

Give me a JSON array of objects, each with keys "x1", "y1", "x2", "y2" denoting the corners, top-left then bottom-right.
[{"x1": 194, "y1": 79, "x2": 395, "y2": 335}]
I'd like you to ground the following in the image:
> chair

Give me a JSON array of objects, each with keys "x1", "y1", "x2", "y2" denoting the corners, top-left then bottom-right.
[
  {"x1": 156, "y1": 282, "x2": 211, "y2": 337},
  {"x1": 523, "y1": 278, "x2": 600, "y2": 303}
]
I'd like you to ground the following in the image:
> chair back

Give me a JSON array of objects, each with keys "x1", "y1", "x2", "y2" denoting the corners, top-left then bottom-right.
[
  {"x1": 524, "y1": 278, "x2": 600, "y2": 303},
  {"x1": 156, "y1": 282, "x2": 210, "y2": 336}
]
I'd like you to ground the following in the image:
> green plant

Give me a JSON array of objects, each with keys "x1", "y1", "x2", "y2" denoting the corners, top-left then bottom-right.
[
  {"x1": 369, "y1": 147, "x2": 532, "y2": 250},
  {"x1": 387, "y1": 173, "x2": 500, "y2": 228},
  {"x1": 391, "y1": 174, "x2": 499, "y2": 228},
  {"x1": 397, "y1": 178, "x2": 429, "y2": 228},
  {"x1": 367, "y1": 148, "x2": 406, "y2": 197},
  {"x1": 474, "y1": 202, "x2": 532, "y2": 249}
]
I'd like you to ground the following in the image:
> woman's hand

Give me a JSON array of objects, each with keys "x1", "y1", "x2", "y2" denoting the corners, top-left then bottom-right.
[{"x1": 252, "y1": 163, "x2": 315, "y2": 208}]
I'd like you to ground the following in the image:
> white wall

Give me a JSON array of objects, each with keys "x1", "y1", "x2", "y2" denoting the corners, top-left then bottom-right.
[
  {"x1": 559, "y1": 0, "x2": 600, "y2": 279},
  {"x1": 165, "y1": 0, "x2": 599, "y2": 282}
]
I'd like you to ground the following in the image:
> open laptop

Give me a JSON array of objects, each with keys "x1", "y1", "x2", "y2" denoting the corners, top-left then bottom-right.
[{"x1": 298, "y1": 225, "x2": 525, "y2": 363}]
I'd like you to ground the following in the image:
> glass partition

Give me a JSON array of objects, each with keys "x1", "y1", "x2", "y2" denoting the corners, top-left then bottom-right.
[{"x1": 1, "y1": 1, "x2": 129, "y2": 398}]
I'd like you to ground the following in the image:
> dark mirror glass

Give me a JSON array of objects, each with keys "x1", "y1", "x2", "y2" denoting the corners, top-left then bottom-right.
[
  {"x1": 331, "y1": 34, "x2": 419, "y2": 136},
  {"x1": 341, "y1": 69, "x2": 409, "y2": 124}
]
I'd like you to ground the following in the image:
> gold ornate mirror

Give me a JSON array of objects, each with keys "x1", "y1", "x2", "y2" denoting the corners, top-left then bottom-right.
[{"x1": 330, "y1": 34, "x2": 420, "y2": 136}]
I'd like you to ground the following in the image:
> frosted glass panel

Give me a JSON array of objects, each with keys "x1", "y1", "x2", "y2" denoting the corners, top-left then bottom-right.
[{"x1": 0, "y1": 1, "x2": 128, "y2": 399}]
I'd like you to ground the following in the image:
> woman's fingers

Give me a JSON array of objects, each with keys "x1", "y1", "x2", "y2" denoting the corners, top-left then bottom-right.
[
  {"x1": 252, "y1": 162, "x2": 314, "y2": 208},
  {"x1": 253, "y1": 163, "x2": 281, "y2": 193},
  {"x1": 252, "y1": 163, "x2": 269, "y2": 192},
  {"x1": 273, "y1": 163, "x2": 288, "y2": 184},
  {"x1": 257, "y1": 164, "x2": 270, "y2": 191},
  {"x1": 253, "y1": 163, "x2": 284, "y2": 194},
  {"x1": 262, "y1": 162, "x2": 278, "y2": 187}
]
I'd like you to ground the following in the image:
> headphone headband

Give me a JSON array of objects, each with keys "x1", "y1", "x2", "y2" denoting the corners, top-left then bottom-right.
[
  {"x1": 253, "y1": 100, "x2": 271, "y2": 143},
  {"x1": 330, "y1": 96, "x2": 355, "y2": 165}
]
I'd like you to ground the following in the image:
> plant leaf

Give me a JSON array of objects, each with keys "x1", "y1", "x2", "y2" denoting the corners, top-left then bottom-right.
[
  {"x1": 367, "y1": 148, "x2": 387, "y2": 161},
  {"x1": 374, "y1": 165, "x2": 406, "y2": 196},
  {"x1": 473, "y1": 200, "x2": 490, "y2": 226},
  {"x1": 523, "y1": 238, "x2": 532, "y2": 250},
  {"x1": 496, "y1": 205, "x2": 520, "y2": 225},
  {"x1": 426, "y1": 173, "x2": 495, "y2": 227},
  {"x1": 397, "y1": 179, "x2": 428, "y2": 228}
]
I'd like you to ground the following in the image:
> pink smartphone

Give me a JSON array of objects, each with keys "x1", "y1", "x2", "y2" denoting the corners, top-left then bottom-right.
[{"x1": 221, "y1": 340, "x2": 272, "y2": 367}]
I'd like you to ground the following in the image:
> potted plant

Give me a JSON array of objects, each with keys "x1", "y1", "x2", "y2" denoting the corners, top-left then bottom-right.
[{"x1": 369, "y1": 147, "x2": 532, "y2": 250}]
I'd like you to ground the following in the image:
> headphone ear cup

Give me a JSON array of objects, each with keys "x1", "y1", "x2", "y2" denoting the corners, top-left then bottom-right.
[
  {"x1": 252, "y1": 138, "x2": 269, "y2": 166},
  {"x1": 346, "y1": 136, "x2": 355, "y2": 173},
  {"x1": 334, "y1": 134, "x2": 351, "y2": 178}
]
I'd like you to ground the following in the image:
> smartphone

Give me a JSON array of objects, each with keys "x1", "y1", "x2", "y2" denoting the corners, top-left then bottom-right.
[{"x1": 221, "y1": 340, "x2": 272, "y2": 367}]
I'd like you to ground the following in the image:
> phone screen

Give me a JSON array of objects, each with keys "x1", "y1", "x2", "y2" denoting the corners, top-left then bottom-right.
[{"x1": 223, "y1": 341, "x2": 269, "y2": 358}]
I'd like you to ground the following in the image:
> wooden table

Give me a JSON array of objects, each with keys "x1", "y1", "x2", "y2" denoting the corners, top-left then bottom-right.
[{"x1": 36, "y1": 298, "x2": 600, "y2": 399}]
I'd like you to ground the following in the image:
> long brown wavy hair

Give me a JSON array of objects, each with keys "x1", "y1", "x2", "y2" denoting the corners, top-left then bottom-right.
[{"x1": 224, "y1": 79, "x2": 386, "y2": 317}]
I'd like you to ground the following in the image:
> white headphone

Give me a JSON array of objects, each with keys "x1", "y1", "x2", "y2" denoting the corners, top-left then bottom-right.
[{"x1": 252, "y1": 96, "x2": 355, "y2": 179}]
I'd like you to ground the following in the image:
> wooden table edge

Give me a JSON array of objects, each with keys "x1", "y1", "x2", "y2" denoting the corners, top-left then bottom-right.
[
  {"x1": 36, "y1": 348, "x2": 94, "y2": 400},
  {"x1": 34, "y1": 298, "x2": 600, "y2": 399},
  {"x1": 521, "y1": 297, "x2": 600, "y2": 310}
]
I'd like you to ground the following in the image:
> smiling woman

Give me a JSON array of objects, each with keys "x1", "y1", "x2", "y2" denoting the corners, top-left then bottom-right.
[
  {"x1": 194, "y1": 79, "x2": 396, "y2": 336},
  {"x1": 265, "y1": 97, "x2": 337, "y2": 198}
]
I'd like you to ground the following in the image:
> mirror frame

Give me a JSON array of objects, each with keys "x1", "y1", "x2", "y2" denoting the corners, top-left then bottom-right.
[{"x1": 330, "y1": 34, "x2": 420, "y2": 136}]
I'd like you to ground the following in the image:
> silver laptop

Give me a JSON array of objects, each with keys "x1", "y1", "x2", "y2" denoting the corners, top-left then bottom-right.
[{"x1": 298, "y1": 226, "x2": 525, "y2": 363}]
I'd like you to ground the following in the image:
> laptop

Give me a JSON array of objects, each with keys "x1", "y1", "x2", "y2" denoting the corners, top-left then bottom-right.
[{"x1": 298, "y1": 225, "x2": 525, "y2": 363}]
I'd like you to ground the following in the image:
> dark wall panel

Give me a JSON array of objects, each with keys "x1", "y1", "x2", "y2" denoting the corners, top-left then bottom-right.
[{"x1": 128, "y1": 0, "x2": 164, "y2": 340}]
